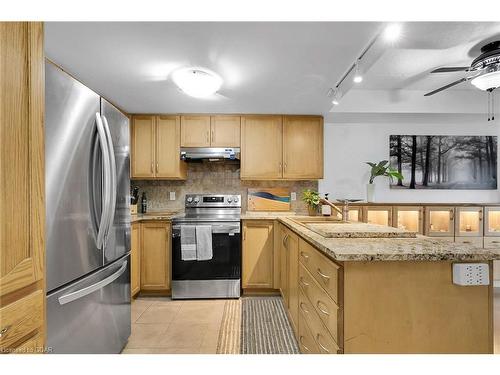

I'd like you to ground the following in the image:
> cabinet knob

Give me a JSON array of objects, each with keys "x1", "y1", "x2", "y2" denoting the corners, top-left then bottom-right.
[{"x1": 0, "y1": 326, "x2": 10, "y2": 338}]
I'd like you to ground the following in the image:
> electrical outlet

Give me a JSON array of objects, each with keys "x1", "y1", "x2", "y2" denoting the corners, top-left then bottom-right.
[
  {"x1": 291, "y1": 192, "x2": 297, "y2": 201},
  {"x1": 452, "y1": 263, "x2": 489, "y2": 286},
  {"x1": 169, "y1": 191, "x2": 176, "y2": 201}
]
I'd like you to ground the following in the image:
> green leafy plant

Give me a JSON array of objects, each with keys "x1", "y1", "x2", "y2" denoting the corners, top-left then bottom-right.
[
  {"x1": 366, "y1": 160, "x2": 404, "y2": 184},
  {"x1": 302, "y1": 189, "x2": 321, "y2": 208}
]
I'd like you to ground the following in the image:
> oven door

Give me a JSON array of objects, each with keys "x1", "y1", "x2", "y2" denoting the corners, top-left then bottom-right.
[{"x1": 172, "y1": 221, "x2": 241, "y2": 281}]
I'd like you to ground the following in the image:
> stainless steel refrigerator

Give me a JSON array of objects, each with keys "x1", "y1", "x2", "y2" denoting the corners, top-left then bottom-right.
[{"x1": 45, "y1": 61, "x2": 131, "y2": 353}]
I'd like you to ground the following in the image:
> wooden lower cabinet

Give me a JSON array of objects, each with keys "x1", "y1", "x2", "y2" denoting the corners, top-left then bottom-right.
[
  {"x1": 242, "y1": 221, "x2": 274, "y2": 289},
  {"x1": 279, "y1": 224, "x2": 289, "y2": 304},
  {"x1": 131, "y1": 223, "x2": 141, "y2": 297},
  {"x1": 140, "y1": 222, "x2": 171, "y2": 292},
  {"x1": 279, "y1": 224, "x2": 492, "y2": 354},
  {"x1": 0, "y1": 22, "x2": 45, "y2": 354}
]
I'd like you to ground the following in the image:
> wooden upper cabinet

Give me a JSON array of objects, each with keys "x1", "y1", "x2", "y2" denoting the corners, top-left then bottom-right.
[
  {"x1": 156, "y1": 115, "x2": 187, "y2": 179},
  {"x1": 210, "y1": 115, "x2": 241, "y2": 147},
  {"x1": 180, "y1": 115, "x2": 211, "y2": 147},
  {"x1": 131, "y1": 115, "x2": 186, "y2": 180},
  {"x1": 242, "y1": 220, "x2": 274, "y2": 289},
  {"x1": 141, "y1": 222, "x2": 171, "y2": 291},
  {"x1": 283, "y1": 116, "x2": 323, "y2": 179},
  {"x1": 131, "y1": 116, "x2": 155, "y2": 178},
  {"x1": 241, "y1": 116, "x2": 283, "y2": 179}
]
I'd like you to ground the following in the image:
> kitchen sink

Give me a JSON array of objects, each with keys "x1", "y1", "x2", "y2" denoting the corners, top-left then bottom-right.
[{"x1": 290, "y1": 216, "x2": 347, "y2": 224}]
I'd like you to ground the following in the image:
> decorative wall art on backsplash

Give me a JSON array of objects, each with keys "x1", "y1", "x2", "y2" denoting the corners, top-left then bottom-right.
[
  {"x1": 247, "y1": 188, "x2": 291, "y2": 211},
  {"x1": 389, "y1": 135, "x2": 497, "y2": 190}
]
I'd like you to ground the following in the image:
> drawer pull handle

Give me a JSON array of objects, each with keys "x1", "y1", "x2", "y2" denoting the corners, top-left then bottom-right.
[
  {"x1": 316, "y1": 334, "x2": 330, "y2": 353},
  {"x1": 316, "y1": 301, "x2": 330, "y2": 316},
  {"x1": 300, "y1": 251, "x2": 310, "y2": 260},
  {"x1": 0, "y1": 326, "x2": 10, "y2": 338},
  {"x1": 299, "y1": 277, "x2": 310, "y2": 287},
  {"x1": 300, "y1": 302, "x2": 309, "y2": 313},
  {"x1": 491, "y1": 241, "x2": 500, "y2": 244},
  {"x1": 299, "y1": 336, "x2": 310, "y2": 352},
  {"x1": 316, "y1": 268, "x2": 331, "y2": 280}
]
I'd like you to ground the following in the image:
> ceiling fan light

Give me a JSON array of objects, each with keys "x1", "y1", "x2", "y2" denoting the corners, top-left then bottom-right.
[
  {"x1": 470, "y1": 71, "x2": 500, "y2": 91},
  {"x1": 172, "y1": 67, "x2": 223, "y2": 98}
]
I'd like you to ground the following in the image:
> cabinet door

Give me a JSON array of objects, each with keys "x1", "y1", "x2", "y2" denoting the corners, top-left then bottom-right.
[
  {"x1": 241, "y1": 116, "x2": 283, "y2": 179},
  {"x1": 131, "y1": 223, "x2": 141, "y2": 297},
  {"x1": 455, "y1": 207, "x2": 483, "y2": 237},
  {"x1": 210, "y1": 115, "x2": 241, "y2": 147},
  {"x1": 156, "y1": 115, "x2": 187, "y2": 179},
  {"x1": 287, "y1": 230, "x2": 299, "y2": 334},
  {"x1": 0, "y1": 22, "x2": 45, "y2": 351},
  {"x1": 425, "y1": 206, "x2": 455, "y2": 237},
  {"x1": 180, "y1": 115, "x2": 211, "y2": 147},
  {"x1": 131, "y1": 116, "x2": 155, "y2": 178},
  {"x1": 283, "y1": 116, "x2": 323, "y2": 179},
  {"x1": 485, "y1": 207, "x2": 500, "y2": 236},
  {"x1": 141, "y1": 222, "x2": 171, "y2": 291},
  {"x1": 363, "y1": 206, "x2": 393, "y2": 226},
  {"x1": 242, "y1": 221, "x2": 274, "y2": 289},
  {"x1": 393, "y1": 206, "x2": 423, "y2": 234}
]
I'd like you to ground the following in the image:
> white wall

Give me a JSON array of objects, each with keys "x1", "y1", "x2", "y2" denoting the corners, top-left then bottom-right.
[{"x1": 319, "y1": 121, "x2": 500, "y2": 203}]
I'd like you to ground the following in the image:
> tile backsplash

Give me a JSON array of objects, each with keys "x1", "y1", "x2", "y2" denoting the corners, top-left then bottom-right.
[{"x1": 133, "y1": 161, "x2": 318, "y2": 213}]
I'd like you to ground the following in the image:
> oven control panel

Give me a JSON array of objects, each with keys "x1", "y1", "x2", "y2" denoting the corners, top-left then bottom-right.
[{"x1": 185, "y1": 194, "x2": 241, "y2": 208}]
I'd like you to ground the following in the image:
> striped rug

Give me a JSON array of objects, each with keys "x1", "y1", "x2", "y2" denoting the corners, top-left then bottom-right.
[{"x1": 217, "y1": 296, "x2": 299, "y2": 354}]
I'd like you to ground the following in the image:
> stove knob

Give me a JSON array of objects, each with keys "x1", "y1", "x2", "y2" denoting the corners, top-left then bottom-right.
[
  {"x1": 233, "y1": 196, "x2": 239, "y2": 203},
  {"x1": 194, "y1": 197, "x2": 200, "y2": 203},
  {"x1": 187, "y1": 197, "x2": 193, "y2": 203},
  {"x1": 227, "y1": 197, "x2": 233, "y2": 203}
]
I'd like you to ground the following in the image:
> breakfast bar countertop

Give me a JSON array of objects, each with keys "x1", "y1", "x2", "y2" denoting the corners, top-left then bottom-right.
[{"x1": 278, "y1": 216, "x2": 500, "y2": 262}]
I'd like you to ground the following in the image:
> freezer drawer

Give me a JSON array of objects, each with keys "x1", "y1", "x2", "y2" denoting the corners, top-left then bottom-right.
[{"x1": 47, "y1": 255, "x2": 131, "y2": 354}]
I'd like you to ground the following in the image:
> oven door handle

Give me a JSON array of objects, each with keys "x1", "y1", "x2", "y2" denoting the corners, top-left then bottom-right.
[{"x1": 172, "y1": 224, "x2": 240, "y2": 235}]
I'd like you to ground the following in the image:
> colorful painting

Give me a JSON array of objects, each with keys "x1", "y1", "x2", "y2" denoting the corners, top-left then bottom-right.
[
  {"x1": 390, "y1": 135, "x2": 497, "y2": 190},
  {"x1": 247, "y1": 188, "x2": 291, "y2": 211}
]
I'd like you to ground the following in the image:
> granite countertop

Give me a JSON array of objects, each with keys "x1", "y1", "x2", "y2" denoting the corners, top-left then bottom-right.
[
  {"x1": 240, "y1": 211, "x2": 298, "y2": 220},
  {"x1": 278, "y1": 217, "x2": 500, "y2": 262},
  {"x1": 131, "y1": 210, "x2": 182, "y2": 223}
]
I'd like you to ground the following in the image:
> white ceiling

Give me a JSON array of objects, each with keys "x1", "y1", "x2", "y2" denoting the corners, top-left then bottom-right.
[{"x1": 45, "y1": 22, "x2": 500, "y2": 117}]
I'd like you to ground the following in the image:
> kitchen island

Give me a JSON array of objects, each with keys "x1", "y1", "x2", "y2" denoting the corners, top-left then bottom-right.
[{"x1": 242, "y1": 214, "x2": 500, "y2": 354}]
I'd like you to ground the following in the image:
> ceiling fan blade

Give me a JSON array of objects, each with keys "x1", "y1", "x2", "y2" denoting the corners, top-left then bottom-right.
[
  {"x1": 424, "y1": 78, "x2": 468, "y2": 96},
  {"x1": 431, "y1": 67, "x2": 470, "y2": 73}
]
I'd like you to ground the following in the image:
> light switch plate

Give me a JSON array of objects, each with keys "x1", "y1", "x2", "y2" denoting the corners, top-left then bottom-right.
[
  {"x1": 291, "y1": 192, "x2": 297, "y2": 201},
  {"x1": 169, "y1": 191, "x2": 176, "y2": 201},
  {"x1": 452, "y1": 263, "x2": 489, "y2": 286}
]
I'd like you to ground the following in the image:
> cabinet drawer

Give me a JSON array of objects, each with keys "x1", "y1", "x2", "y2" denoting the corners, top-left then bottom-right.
[
  {"x1": 299, "y1": 238, "x2": 340, "y2": 305},
  {"x1": 299, "y1": 263, "x2": 340, "y2": 344},
  {"x1": 298, "y1": 307, "x2": 320, "y2": 354},
  {"x1": 298, "y1": 285, "x2": 339, "y2": 354},
  {"x1": 454, "y1": 237, "x2": 483, "y2": 247},
  {"x1": 0, "y1": 290, "x2": 43, "y2": 349},
  {"x1": 11, "y1": 333, "x2": 44, "y2": 354},
  {"x1": 483, "y1": 237, "x2": 500, "y2": 249}
]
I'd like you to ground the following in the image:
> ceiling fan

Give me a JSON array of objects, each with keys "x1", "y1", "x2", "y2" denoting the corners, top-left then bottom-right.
[{"x1": 424, "y1": 40, "x2": 500, "y2": 97}]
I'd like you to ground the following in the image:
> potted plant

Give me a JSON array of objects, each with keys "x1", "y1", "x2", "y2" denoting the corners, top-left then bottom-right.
[
  {"x1": 302, "y1": 189, "x2": 320, "y2": 216},
  {"x1": 365, "y1": 160, "x2": 403, "y2": 202}
]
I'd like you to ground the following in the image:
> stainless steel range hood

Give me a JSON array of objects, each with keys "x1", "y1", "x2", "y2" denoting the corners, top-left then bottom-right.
[{"x1": 180, "y1": 147, "x2": 240, "y2": 161}]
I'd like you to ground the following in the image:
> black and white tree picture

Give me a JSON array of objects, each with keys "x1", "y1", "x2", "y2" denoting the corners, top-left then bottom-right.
[{"x1": 389, "y1": 135, "x2": 497, "y2": 190}]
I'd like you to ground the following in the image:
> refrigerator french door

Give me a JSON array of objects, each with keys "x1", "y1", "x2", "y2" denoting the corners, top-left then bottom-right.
[{"x1": 45, "y1": 61, "x2": 131, "y2": 353}]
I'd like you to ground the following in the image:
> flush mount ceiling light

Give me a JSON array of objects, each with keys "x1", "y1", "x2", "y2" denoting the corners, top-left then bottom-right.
[{"x1": 172, "y1": 67, "x2": 223, "y2": 98}]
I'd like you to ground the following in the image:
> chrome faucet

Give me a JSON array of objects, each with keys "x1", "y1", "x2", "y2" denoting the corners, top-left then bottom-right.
[{"x1": 319, "y1": 198, "x2": 346, "y2": 221}]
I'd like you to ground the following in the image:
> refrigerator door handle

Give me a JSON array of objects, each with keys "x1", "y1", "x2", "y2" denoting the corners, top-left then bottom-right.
[
  {"x1": 101, "y1": 114, "x2": 117, "y2": 244},
  {"x1": 57, "y1": 260, "x2": 128, "y2": 305},
  {"x1": 95, "y1": 113, "x2": 111, "y2": 250}
]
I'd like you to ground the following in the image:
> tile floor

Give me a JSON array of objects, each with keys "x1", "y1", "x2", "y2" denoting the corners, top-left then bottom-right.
[
  {"x1": 122, "y1": 297, "x2": 226, "y2": 354},
  {"x1": 124, "y1": 290, "x2": 500, "y2": 354}
]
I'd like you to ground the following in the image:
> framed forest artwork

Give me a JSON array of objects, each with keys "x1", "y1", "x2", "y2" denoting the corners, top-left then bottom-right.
[{"x1": 389, "y1": 135, "x2": 497, "y2": 190}]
